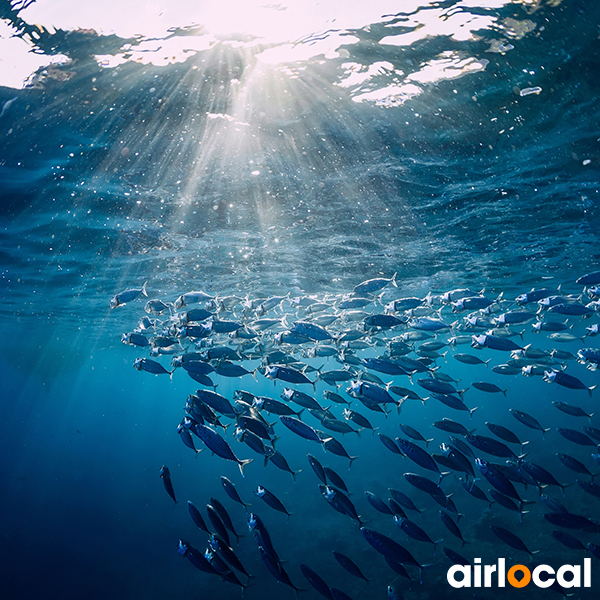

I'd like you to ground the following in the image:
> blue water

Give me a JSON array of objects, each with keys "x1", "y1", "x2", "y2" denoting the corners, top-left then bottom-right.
[{"x1": 1, "y1": 0, "x2": 600, "y2": 598}]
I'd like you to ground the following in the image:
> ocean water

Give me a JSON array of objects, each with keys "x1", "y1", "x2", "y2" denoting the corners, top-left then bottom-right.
[{"x1": 1, "y1": 0, "x2": 600, "y2": 598}]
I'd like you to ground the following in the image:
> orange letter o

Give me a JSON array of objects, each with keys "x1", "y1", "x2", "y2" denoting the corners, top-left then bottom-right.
[{"x1": 507, "y1": 565, "x2": 531, "y2": 588}]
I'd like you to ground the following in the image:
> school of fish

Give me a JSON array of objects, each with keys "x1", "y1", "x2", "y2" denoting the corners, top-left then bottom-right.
[{"x1": 114, "y1": 270, "x2": 600, "y2": 598}]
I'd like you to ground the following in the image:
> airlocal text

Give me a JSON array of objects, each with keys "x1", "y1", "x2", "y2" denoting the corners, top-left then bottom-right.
[{"x1": 447, "y1": 558, "x2": 591, "y2": 588}]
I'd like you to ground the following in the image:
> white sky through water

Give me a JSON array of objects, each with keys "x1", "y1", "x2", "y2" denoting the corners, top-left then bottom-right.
[{"x1": 0, "y1": 0, "x2": 519, "y2": 89}]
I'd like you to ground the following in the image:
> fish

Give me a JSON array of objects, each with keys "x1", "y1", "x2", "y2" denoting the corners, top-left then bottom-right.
[
  {"x1": 520, "y1": 461, "x2": 569, "y2": 493},
  {"x1": 208, "y1": 533, "x2": 250, "y2": 577},
  {"x1": 453, "y1": 353, "x2": 490, "y2": 366},
  {"x1": 577, "y1": 271, "x2": 600, "y2": 286},
  {"x1": 177, "y1": 422, "x2": 200, "y2": 454},
  {"x1": 398, "y1": 424, "x2": 433, "y2": 447},
  {"x1": 322, "y1": 437, "x2": 359, "y2": 466},
  {"x1": 177, "y1": 540, "x2": 218, "y2": 575},
  {"x1": 300, "y1": 564, "x2": 334, "y2": 600},
  {"x1": 343, "y1": 408, "x2": 376, "y2": 433},
  {"x1": 439, "y1": 443, "x2": 475, "y2": 477},
  {"x1": 515, "y1": 288, "x2": 554, "y2": 304},
  {"x1": 280, "y1": 416, "x2": 324, "y2": 443},
  {"x1": 471, "y1": 334, "x2": 522, "y2": 351},
  {"x1": 551, "y1": 531, "x2": 587, "y2": 551},
  {"x1": 174, "y1": 290, "x2": 212, "y2": 309},
  {"x1": 509, "y1": 408, "x2": 550, "y2": 435},
  {"x1": 394, "y1": 516, "x2": 441, "y2": 549},
  {"x1": 323, "y1": 390, "x2": 352, "y2": 404},
  {"x1": 220, "y1": 476, "x2": 249, "y2": 510},
  {"x1": 291, "y1": 320, "x2": 334, "y2": 341},
  {"x1": 557, "y1": 428, "x2": 598, "y2": 447},
  {"x1": 490, "y1": 525, "x2": 537, "y2": 555},
  {"x1": 195, "y1": 389, "x2": 237, "y2": 418},
  {"x1": 395, "y1": 437, "x2": 441, "y2": 475},
  {"x1": 307, "y1": 453, "x2": 327, "y2": 484},
  {"x1": 548, "y1": 303, "x2": 594, "y2": 316},
  {"x1": 210, "y1": 497, "x2": 245, "y2": 543},
  {"x1": 360, "y1": 527, "x2": 425, "y2": 577},
  {"x1": 543, "y1": 512, "x2": 600, "y2": 531},
  {"x1": 159, "y1": 465, "x2": 176, "y2": 504},
  {"x1": 319, "y1": 485, "x2": 362, "y2": 524},
  {"x1": 248, "y1": 513, "x2": 279, "y2": 560},
  {"x1": 485, "y1": 422, "x2": 526, "y2": 448},
  {"x1": 193, "y1": 424, "x2": 253, "y2": 476},
  {"x1": 465, "y1": 433, "x2": 521, "y2": 460},
  {"x1": 253, "y1": 395, "x2": 303, "y2": 417},
  {"x1": 543, "y1": 369, "x2": 596, "y2": 395},
  {"x1": 417, "y1": 377, "x2": 463, "y2": 397},
  {"x1": 404, "y1": 473, "x2": 446, "y2": 499},
  {"x1": 552, "y1": 400, "x2": 594, "y2": 420},
  {"x1": 353, "y1": 274, "x2": 397, "y2": 295},
  {"x1": 540, "y1": 494, "x2": 569, "y2": 514},
  {"x1": 324, "y1": 466, "x2": 349, "y2": 493},
  {"x1": 234, "y1": 427, "x2": 272, "y2": 457},
  {"x1": 361, "y1": 357, "x2": 408, "y2": 376},
  {"x1": 475, "y1": 458, "x2": 521, "y2": 501},
  {"x1": 187, "y1": 500, "x2": 210, "y2": 532},
  {"x1": 258, "y1": 546, "x2": 304, "y2": 593},
  {"x1": 379, "y1": 433, "x2": 404, "y2": 455},
  {"x1": 133, "y1": 357, "x2": 172, "y2": 376},
  {"x1": 471, "y1": 381, "x2": 507, "y2": 395},
  {"x1": 281, "y1": 387, "x2": 324, "y2": 410},
  {"x1": 265, "y1": 364, "x2": 314, "y2": 386},
  {"x1": 205, "y1": 504, "x2": 230, "y2": 546},
  {"x1": 556, "y1": 453, "x2": 595, "y2": 479},
  {"x1": 110, "y1": 282, "x2": 148, "y2": 308},
  {"x1": 410, "y1": 316, "x2": 451, "y2": 331},
  {"x1": 431, "y1": 392, "x2": 477, "y2": 417},
  {"x1": 459, "y1": 477, "x2": 490, "y2": 505},
  {"x1": 332, "y1": 551, "x2": 371, "y2": 582},
  {"x1": 433, "y1": 418, "x2": 472, "y2": 436},
  {"x1": 440, "y1": 510, "x2": 468, "y2": 546},
  {"x1": 346, "y1": 380, "x2": 397, "y2": 406},
  {"x1": 442, "y1": 547, "x2": 471, "y2": 566},
  {"x1": 388, "y1": 489, "x2": 424, "y2": 514},
  {"x1": 318, "y1": 369, "x2": 356, "y2": 386},
  {"x1": 255, "y1": 485, "x2": 293, "y2": 520},
  {"x1": 365, "y1": 491, "x2": 394, "y2": 515},
  {"x1": 121, "y1": 332, "x2": 150, "y2": 347}
]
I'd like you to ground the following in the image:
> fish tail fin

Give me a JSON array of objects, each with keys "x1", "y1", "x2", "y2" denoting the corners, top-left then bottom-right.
[
  {"x1": 291, "y1": 469, "x2": 302, "y2": 483},
  {"x1": 391, "y1": 272, "x2": 398, "y2": 288},
  {"x1": 348, "y1": 456, "x2": 359, "y2": 469},
  {"x1": 142, "y1": 281, "x2": 148, "y2": 297},
  {"x1": 425, "y1": 437, "x2": 434, "y2": 448},
  {"x1": 433, "y1": 539, "x2": 444, "y2": 556},
  {"x1": 469, "y1": 406, "x2": 479, "y2": 419},
  {"x1": 543, "y1": 427, "x2": 551, "y2": 437},
  {"x1": 238, "y1": 458, "x2": 254, "y2": 478},
  {"x1": 263, "y1": 455, "x2": 270, "y2": 468},
  {"x1": 251, "y1": 368, "x2": 258, "y2": 382},
  {"x1": 421, "y1": 396, "x2": 428, "y2": 406},
  {"x1": 560, "y1": 482, "x2": 574, "y2": 497},
  {"x1": 502, "y1": 388, "x2": 508, "y2": 397},
  {"x1": 396, "y1": 398, "x2": 405, "y2": 415},
  {"x1": 458, "y1": 387, "x2": 469, "y2": 399},
  {"x1": 589, "y1": 385, "x2": 597, "y2": 397}
]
